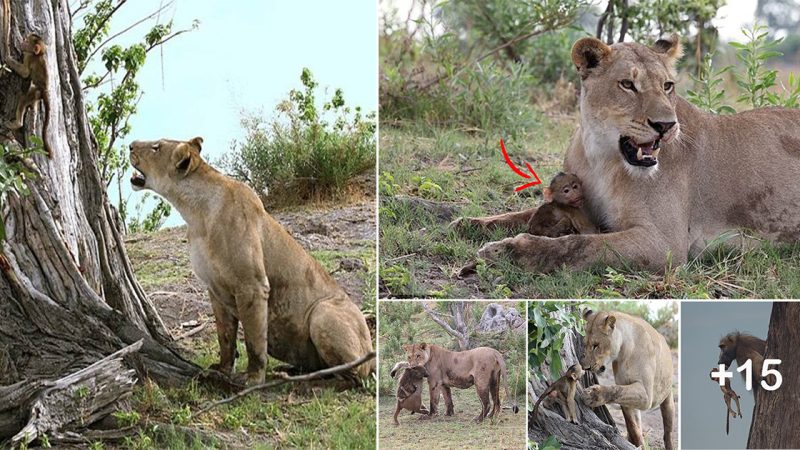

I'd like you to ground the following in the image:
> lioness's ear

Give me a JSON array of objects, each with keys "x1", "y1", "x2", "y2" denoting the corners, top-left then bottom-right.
[
  {"x1": 604, "y1": 315, "x2": 616, "y2": 330},
  {"x1": 419, "y1": 343, "x2": 428, "y2": 350},
  {"x1": 582, "y1": 309, "x2": 594, "y2": 320},
  {"x1": 402, "y1": 344, "x2": 411, "y2": 353},
  {"x1": 189, "y1": 136, "x2": 204, "y2": 153},
  {"x1": 173, "y1": 145, "x2": 200, "y2": 177},
  {"x1": 571, "y1": 37, "x2": 612, "y2": 79},
  {"x1": 651, "y1": 33, "x2": 683, "y2": 65}
]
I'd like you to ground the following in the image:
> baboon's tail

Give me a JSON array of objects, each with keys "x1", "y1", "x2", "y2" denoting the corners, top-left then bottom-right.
[{"x1": 499, "y1": 355, "x2": 519, "y2": 414}]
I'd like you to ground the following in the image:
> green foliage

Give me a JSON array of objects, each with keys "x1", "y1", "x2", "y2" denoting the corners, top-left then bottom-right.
[
  {"x1": 74, "y1": 2, "x2": 197, "y2": 230},
  {"x1": 219, "y1": 68, "x2": 376, "y2": 206},
  {"x1": 730, "y1": 24, "x2": 783, "y2": 108},
  {"x1": 112, "y1": 410, "x2": 141, "y2": 427},
  {"x1": 528, "y1": 302, "x2": 585, "y2": 379},
  {"x1": 0, "y1": 141, "x2": 47, "y2": 242},
  {"x1": 126, "y1": 193, "x2": 172, "y2": 233},
  {"x1": 686, "y1": 53, "x2": 735, "y2": 114}
]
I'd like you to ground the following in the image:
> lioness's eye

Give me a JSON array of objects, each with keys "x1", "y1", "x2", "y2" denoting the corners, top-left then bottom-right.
[
  {"x1": 619, "y1": 79, "x2": 636, "y2": 91},
  {"x1": 664, "y1": 81, "x2": 674, "y2": 93}
]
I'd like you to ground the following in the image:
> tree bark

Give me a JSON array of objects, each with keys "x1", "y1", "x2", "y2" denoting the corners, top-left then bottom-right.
[
  {"x1": 529, "y1": 329, "x2": 633, "y2": 450},
  {"x1": 747, "y1": 302, "x2": 800, "y2": 448},
  {"x1": 0, "y1": 0, "x2": 202, "y2": 442}
]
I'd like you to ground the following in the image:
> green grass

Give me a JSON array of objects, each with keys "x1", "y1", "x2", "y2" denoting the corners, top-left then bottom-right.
[
  {"x1": 115, "y1": 335, "x2": 376, "y2": 449},
  {"x1": 379, "y1": 118, "x2": 800, "y2": 299}
]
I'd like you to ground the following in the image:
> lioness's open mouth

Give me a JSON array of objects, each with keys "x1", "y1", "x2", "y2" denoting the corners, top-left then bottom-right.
[
  {"x1": 130, "y1": 170, "x2": 146, "y2": 189},
  {"x1": 619, "y1": 136, "x2": 661, "y2": 167}
]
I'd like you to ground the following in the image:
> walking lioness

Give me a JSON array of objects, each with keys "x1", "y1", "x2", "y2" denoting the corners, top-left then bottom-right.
[
  {"x1": 465, "y1": 34, "x2": 800, "y2": 272},
  {"x1": 129, "y1": 137, "x2": 374, "y2": 384},
  {"x1": 580, "y1": 310, "x2": 674, "y2": 450}
]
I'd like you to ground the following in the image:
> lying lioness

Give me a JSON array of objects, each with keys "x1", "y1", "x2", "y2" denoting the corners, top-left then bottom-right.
[{"x1": 129, "y1": 137, "x2": 374, "y2": 384}]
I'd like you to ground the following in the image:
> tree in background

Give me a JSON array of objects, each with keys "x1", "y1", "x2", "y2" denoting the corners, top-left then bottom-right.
[{"x1": 73, "y1": 0, "x2": 197, "y2": 232}]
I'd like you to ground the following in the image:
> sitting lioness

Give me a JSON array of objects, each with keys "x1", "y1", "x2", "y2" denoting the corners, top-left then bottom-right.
[
  {"x1": 580, "y1": 310, "x2": 674, "y2": 450},
  {"x1": 403, "y1": 343, "x2": 518, "y2": 423},
  {"x1": 129, "y1": 137, "x2": 374, "y2": 384},
  {"x1": 464, "y1": 34, "x2": 800, "y2": 273}
]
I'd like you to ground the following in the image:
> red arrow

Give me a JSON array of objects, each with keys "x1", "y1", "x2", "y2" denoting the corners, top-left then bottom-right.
[{"x1": 500, "y1": 139, "x2": 542, "y2": 192}]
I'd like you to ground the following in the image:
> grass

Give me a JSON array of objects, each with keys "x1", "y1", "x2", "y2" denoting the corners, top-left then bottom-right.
[
  {"x1": 378, "y1": 389, "x2": 525, "y2": 449},
  {"x1": 379, "y1": 115, "x2": 800, "y2": 299}
]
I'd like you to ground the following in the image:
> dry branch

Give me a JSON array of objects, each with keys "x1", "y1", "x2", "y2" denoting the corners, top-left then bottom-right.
[
  {"x1": 5, "y1": 341, "x2": 143, "y2": 446},
  {"x1": 194, "y1": 352, "x2": 376, "y2": 417}
]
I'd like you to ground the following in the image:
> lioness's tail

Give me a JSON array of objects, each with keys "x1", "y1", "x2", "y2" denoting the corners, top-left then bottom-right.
[{"x1": 499, "y1": 355, "x2": 519, "y2": 414}]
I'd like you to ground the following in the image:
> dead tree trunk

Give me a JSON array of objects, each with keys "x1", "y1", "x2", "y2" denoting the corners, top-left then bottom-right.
[
  {"x1": 529, "y1": 329, "x2": 634, "y2": 450},
  {"x1": 422, "y1": 301, "x2": 471, "y2": 350},
  {"x1": 747, "y1": 303, "x2": 800, "y2": 448},
  {"x1": 0, "y1": 0, "x2": 202, "y2": 442}
]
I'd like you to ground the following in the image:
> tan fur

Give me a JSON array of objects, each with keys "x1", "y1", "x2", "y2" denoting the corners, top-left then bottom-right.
[
  {"x1": 403, "y1": 343, "x2": 517, "y2": 423},
  {"x1": 390, "y1": 362, "x2": 429, "y2": 425},
  {"x1": 710, "y1": 367, "x2": 742, "y2": 435},
  {"x1": 531, "y1": 363, "x2": 584, "y2": 424},
  {"x1": 5, "y1": 33, "x2": 52, "y2": 157},
  {"x1": 580, "y1": 310, "x2": 674, "y2": 450},
  {"x1": 128, "y1": 138, "x2": 374, "y2": 384},
  {"x1": 466, "y1": 35, "x2": 800, "y2": 273}
]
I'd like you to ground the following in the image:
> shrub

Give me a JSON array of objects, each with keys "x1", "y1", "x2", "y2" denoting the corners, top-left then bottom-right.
[{"x1": 220, "y1": 68, "x2": 376, "y2": 207}]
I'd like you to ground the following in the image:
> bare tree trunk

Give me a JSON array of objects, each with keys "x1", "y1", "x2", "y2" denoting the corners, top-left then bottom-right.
[
  {"x1": 422, "y1": 301, "x2": 471, "y2": 350},
  {"x1": 0, "y1": 0, "x2": 202, "y2": 442},
  {"x1": 747, "y1": 303, "x2": 800, "y2": 448}
]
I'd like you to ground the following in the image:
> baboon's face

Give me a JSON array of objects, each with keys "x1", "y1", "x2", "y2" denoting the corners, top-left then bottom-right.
[
  {"x1": 402, "y1": 343, "x2": 431, "y2": 367},
  {"x1": 568, "y1": 363, "x2": 585, "y2": 380},
  {"x1": 718, "y1": 335, "x2": 737, "y2": 367},
  {"x1": 581, "y1": 311, "x2": 616, "y2": 373}
]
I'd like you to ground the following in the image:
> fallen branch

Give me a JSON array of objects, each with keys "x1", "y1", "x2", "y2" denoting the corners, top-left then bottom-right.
[
  {"x1": 194, "y1": 352, "x2": 376, "y2": 417},
  {"x1": 176, "y1": 321, "x2": 208, "y2": 340}
]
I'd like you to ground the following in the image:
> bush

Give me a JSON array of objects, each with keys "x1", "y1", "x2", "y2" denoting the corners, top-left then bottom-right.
[{"x1": 220, "y1": 68, "x2": 376, "y2": 207}]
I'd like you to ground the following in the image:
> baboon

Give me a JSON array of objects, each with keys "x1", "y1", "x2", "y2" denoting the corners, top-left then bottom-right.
[
  {"x1": 709, "y1": 367, "x2": 742, "y2": 435},
  {"x1": 527, "y1": 173, "x2": 597, "y2": 237},
  {"x1": 718, "y1": 332, "x2": 767, "y2": 394},
  {"x1": 531, "y1": 363, "x2": 585, "y2": 424},
  {"x1": 5, "y1": 33, "x2": 52, "y2": 157},
  {"x1": 390, "y1": 362, "x2": 429, "y2": 425}
]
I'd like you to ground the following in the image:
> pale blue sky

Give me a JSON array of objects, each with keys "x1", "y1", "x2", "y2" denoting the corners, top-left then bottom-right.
[
  {"x1": 85, "y1": 0, "x2": 377, "y2": 227},
  {"x1": 681, "y1": 302, "x2": 772, "y2": 449}
]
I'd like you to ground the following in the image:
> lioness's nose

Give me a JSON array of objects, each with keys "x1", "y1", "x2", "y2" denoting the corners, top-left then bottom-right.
[
  {"x1": 128, "y1": 142, "x2": 134, "y2": 151},
  {"x1": 648, "y1": 120, "x2": 676, "y2": 135}
]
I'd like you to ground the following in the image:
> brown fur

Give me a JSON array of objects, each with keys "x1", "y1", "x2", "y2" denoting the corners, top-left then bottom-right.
[
  {"x1": 129, "y1": 138, "x2": 374, "y2": 384},
  {"x1": 390, "y1": 362, "x2": 429, "y2": 425},
  {"x1": 5, "y1": 33, "x2": 52, "y2": 157},
  {"x1": 461, "y1": 34, "x2": 800, "y2": 273},
  {"x1": 710, "y1": 367, "x2": 742, "y2": 435},
  {"x1": 527, "y1": 173, "x2": 598, "y2": 238},
  {"x1": 718, "y1": 332, "x2": 768, "y2": 394},
  {"x1": 403, "y1": 343, "x2": 517, "y2": 423},
  {"x1": 531, "y1": 363, "x2": 584, "y2": 424},
  {"x1": 580, "y1": 310, "x2": 675, "y2": 450}
]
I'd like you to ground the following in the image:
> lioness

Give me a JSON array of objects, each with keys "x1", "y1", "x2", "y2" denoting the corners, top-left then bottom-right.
[
  {"x1": 129, "y1": 137, "x2": 374, "y2": 384},
  {"x1": 580, "y1": 310, "x2": 674, "y2": 450},
  {"x1": 403, "y1": 343, "x2": 518, "y2": 423},
  {"x1": 466, "y1": 34, "x2": 800, "y2": 273}
]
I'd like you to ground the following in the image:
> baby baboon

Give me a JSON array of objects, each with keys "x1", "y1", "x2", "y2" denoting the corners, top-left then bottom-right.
[
  {"x1": 390, "y1": 361, "x2": 429, "y2": 425},
  {"x1": 527, "y1": 173, "x2": 597, "y2": 237},
  {"x1": 531, "y1": 363, "x2": 585, "y2": 424},
  {"x1": 710, "y1": 368, "x2": 742, "y2": 435},
  {"x1": 5, "y1": 33, "x2": 52, "y2": 157}
]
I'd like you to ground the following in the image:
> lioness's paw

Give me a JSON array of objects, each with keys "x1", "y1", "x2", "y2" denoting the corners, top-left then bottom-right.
[{"x1": 581, "y1": 385, "x2": 606, "y2": 407}]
